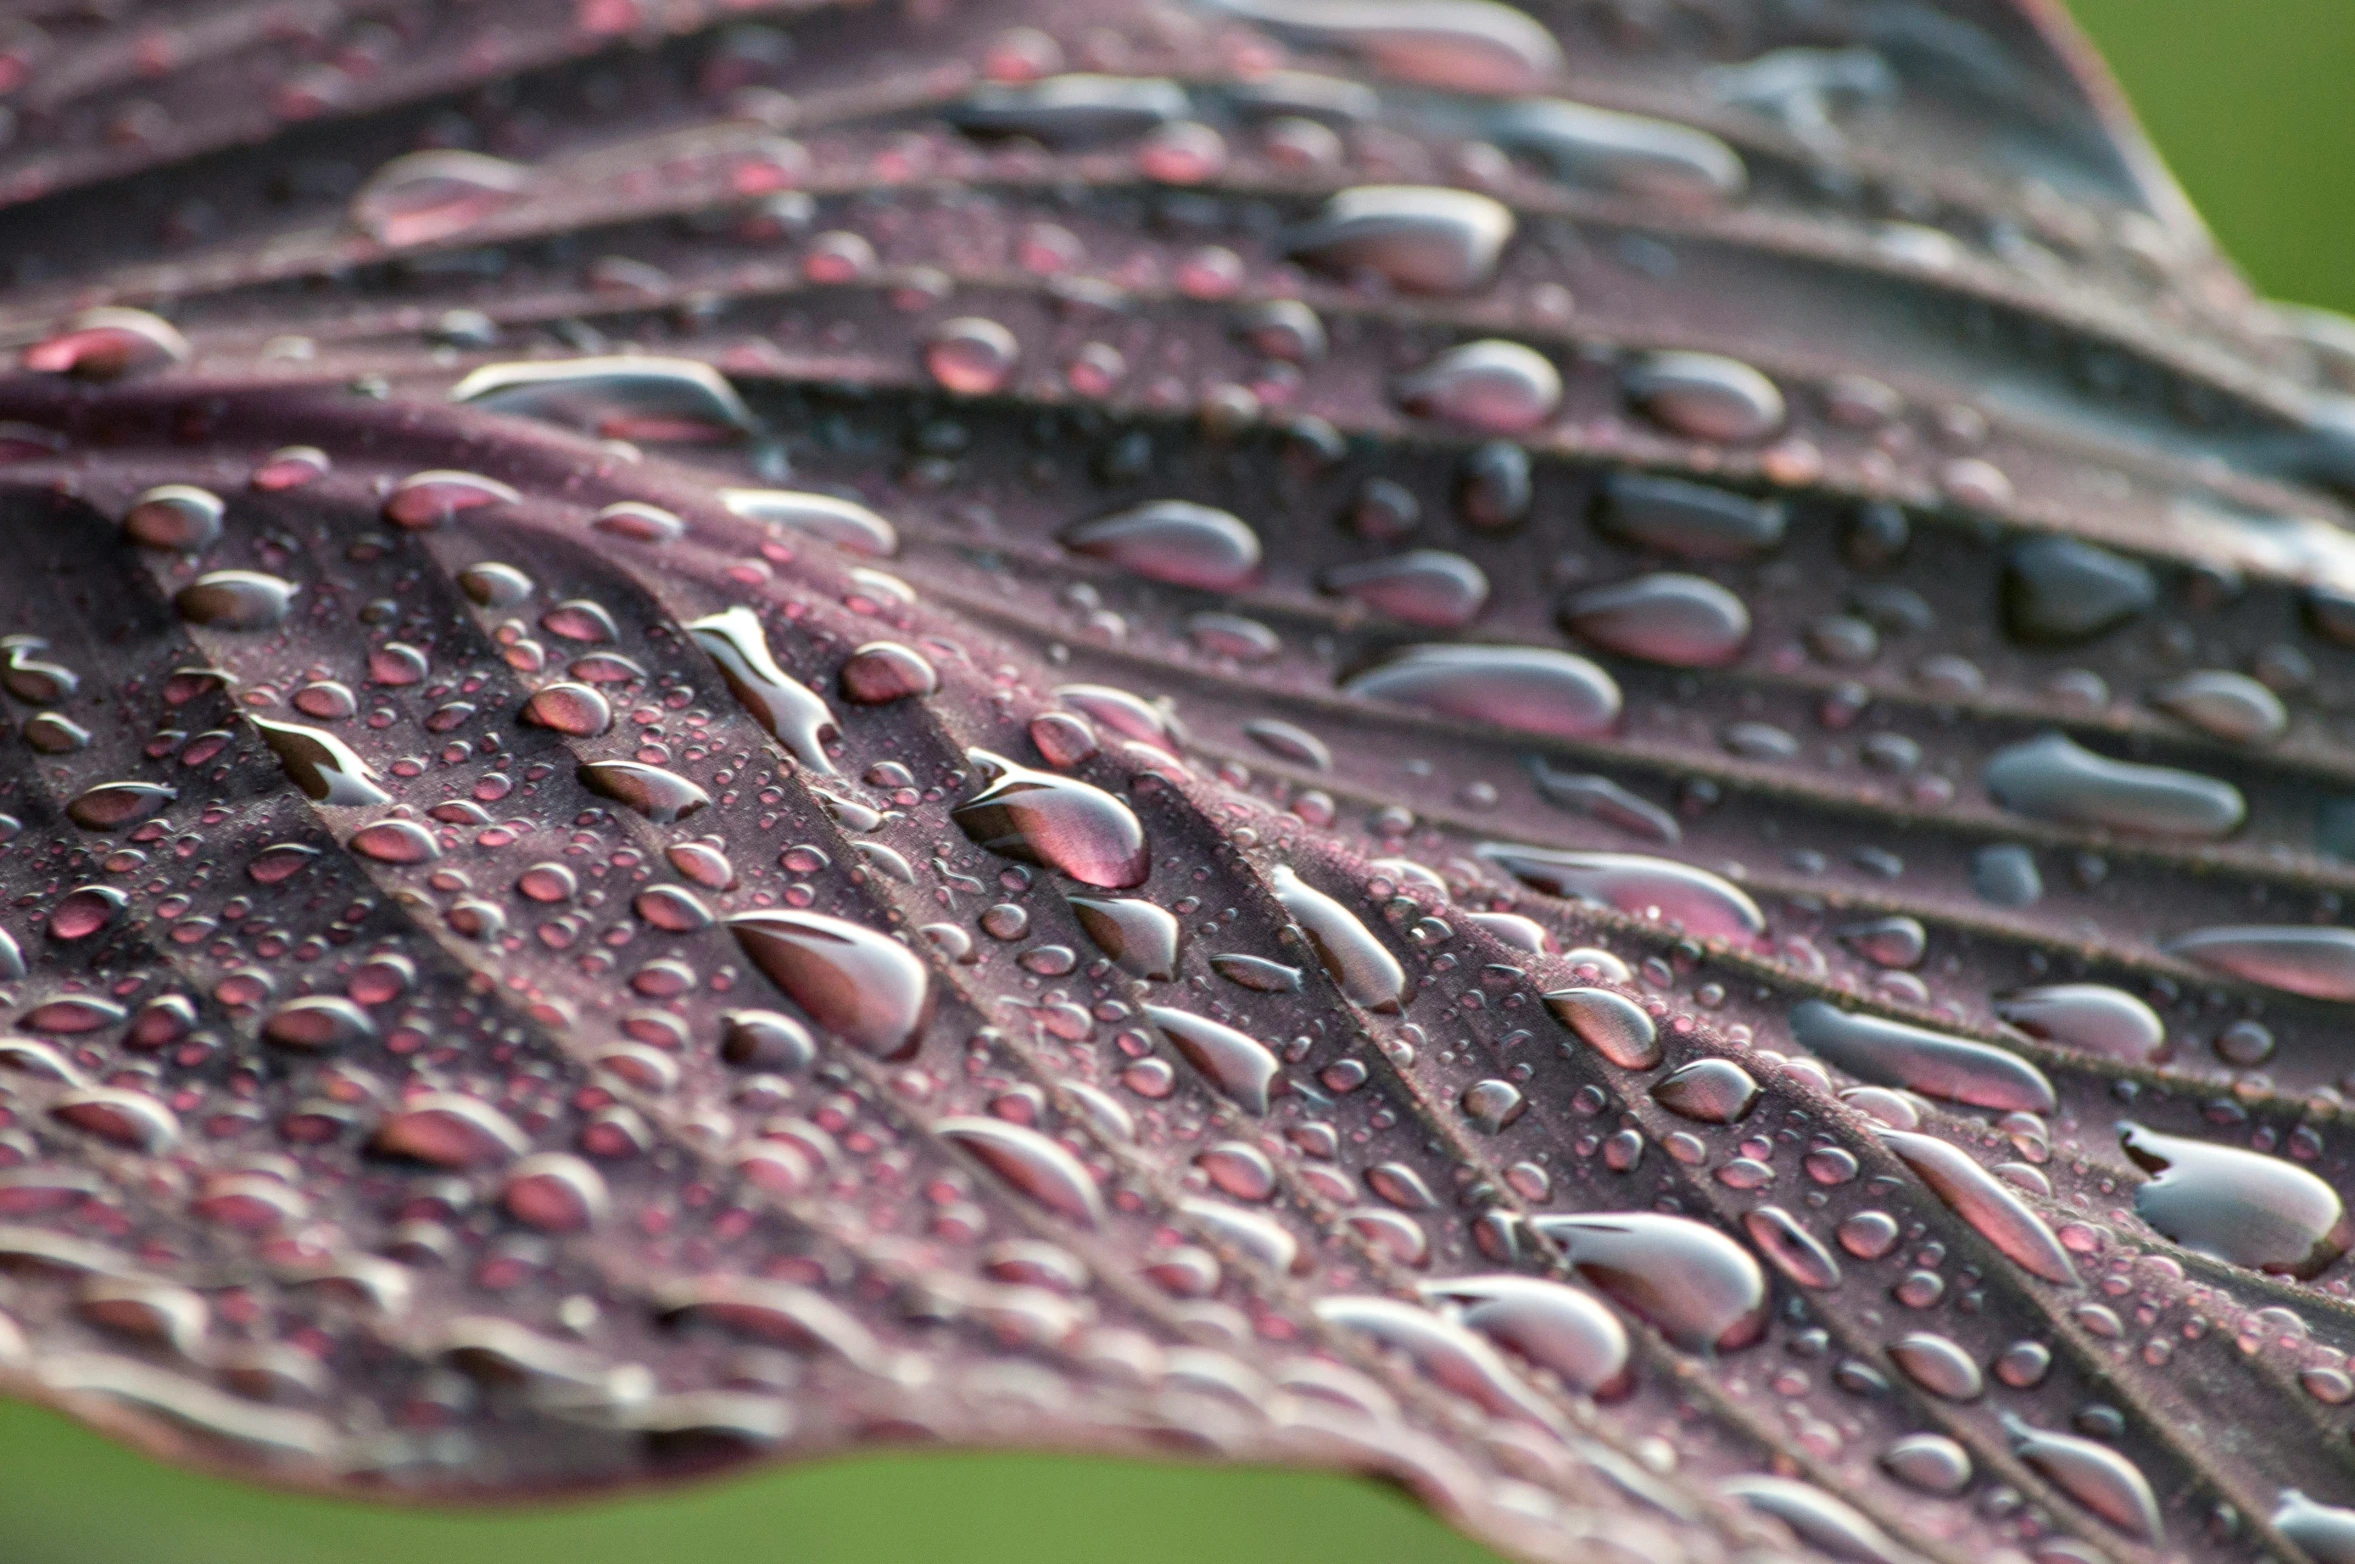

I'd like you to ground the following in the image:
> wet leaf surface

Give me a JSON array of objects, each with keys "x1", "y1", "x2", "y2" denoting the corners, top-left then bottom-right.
[{"x1": 0, "y1": 3, "x2": 2353, "y2": 1563}]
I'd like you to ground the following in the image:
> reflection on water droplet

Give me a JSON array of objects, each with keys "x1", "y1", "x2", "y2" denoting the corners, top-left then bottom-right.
[
  {"x1": 1144, "y1": 1004, "x2": 1280, "y2": 1113},
  {"x1": 2119, "y1": 1121, "x2": 2350, "y2": 1276},
  {"x1": 1284, "y1": 186, "x2": 1514, "y2": 295},
  {"x1": 1394, "y1": 340, "x2": 1560, "y2": 432},
  {"x1": 121, "y1": 485, "x2": 223, "y2": 550},
  {"x1": 1343, "y1": 643, "x2": 1619, "y2": 738},
  {"x1": 686, "y1": 606, "x2": 839, "y2": 774},
  {"x1": 1561, "y1": 573, "x2": 1751, "y2": 667},
  {"x1": 728, "y1": 910, "x2": 934, "y2": 1060},
  {"x1": 175, "y1": 570, "x2": 297, "y2": 630},
  {"x1": 1486, "y1": 846, "x2": 1762, "y2": 940},
  {"x1": 1983, "y1": 732, "x2": 2243, "y2": 839},
  {"x1": 938, "y1": 1116, "x2": 1103, "y2": 1227},
  {"x1": 352, "y1": 150, "x2": 531, "y2": 244},
  {"x1": 1993, "y1": 984, "x2": 2161, "y2": 1063},
  {"x1": 251, "y1": 716, "x2": 390, "y2": 805},
  {"x1": 1530, "y1": 1210, "x2": 1767, "y2": 1351},
  {"x1": 451, "y1": 357, "x2": 754, "y2": 441},
  {"x1": 1270, "y1": 864, "x2": 1406, "y2": 1011},
  {"x1": 2166, "y1": 924, "x2": 2355, "y2": 1000},
  {"x1": 720, "y1": 489, "x2": 898, "y2": 557},
  {"x1": 954, "y1": 750, "x2": 1149, "y2": 888},
  {"x1": 1621, "y1": 352, "x2": 1784, "y2": 442},
  {"x1": 1879, "y1": 1129, "x2": 2076, "y2": 1285},
  {"x1": 1061, "y1": 501, "x2": 1261, "y2": 590},
  {"x1": 1790, "y1": 1001, "x2": 2051, "y2": 1111}
]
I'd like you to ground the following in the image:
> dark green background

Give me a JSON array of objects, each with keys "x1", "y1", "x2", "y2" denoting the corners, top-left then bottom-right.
[{"x1": 0, "y1": 7, "x2": 2344, "y2": 1561}]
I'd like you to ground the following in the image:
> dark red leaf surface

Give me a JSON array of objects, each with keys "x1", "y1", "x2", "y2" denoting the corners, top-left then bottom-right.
[{"x1": 1, "y1": 3, "x2": 2354, "y2": 1563}]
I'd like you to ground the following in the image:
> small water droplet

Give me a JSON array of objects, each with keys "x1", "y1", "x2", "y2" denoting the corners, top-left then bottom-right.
[
  {"x1": 351, "y1": 149, "x2": 532, "y2": 244},
  {"x1": 2119, "y1": 1121, "x2": 2350, "y2": 1276}
]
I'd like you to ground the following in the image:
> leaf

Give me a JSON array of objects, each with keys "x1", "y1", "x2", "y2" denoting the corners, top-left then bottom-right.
[{"x1": 0, "y1": 4, "x2": 2350, "y2": 1563}]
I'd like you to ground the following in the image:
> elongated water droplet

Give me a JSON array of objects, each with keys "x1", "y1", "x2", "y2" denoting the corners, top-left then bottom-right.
[
  {"x1": 384, "y1": 470, "x2": 520, "y2": 530},
  {"x1": 1342, "y1": 644, "x2": 1619, "y2": 738},
  {"x1": 1790, "y1": 1001, "x2": 2052, "y2": 1111},
  {"x1": 950, "y1": 74, "x2": 1188, "y2": 144},
  {"x1": 22, "y1": 308, "x2": 189, "y2": 379},
  {"x1": 938, "y1": 1116, "x2": 1103, "y2": 1227},
  {"x1": 451, "y1": 357, "x2": 754, "y2": 441},
  {"x1": 1530, "y1": 1211, "x2": 1767, "y2": 1351},
  {"x1": 520, "y1": 682, "x2": 614, "y2": 737},
  {"x1": 578, "y1": 760, "x2": 710, "y2": 823},
  {"x1": 653, "y1": 1277, "x2": 881, "y2": 1366},
  {"x1": 687, "y1": 606, "x2": 839, "y2": 774},
  {"x1": 1621, "y1": 352, "x2": 1785, "y2": 442},
  {"x1": 1490, "y1": 97, "x2": 1743, "y2": 204},
  {"x1": 1984, "y1": 732, "x2": 2244, "y2": 838},
  {"x1": 352, "y1": 150, "x2": 532, "y2": 244},
  {"x1": 1314, "y1": 1296, "x2": 1561, "y2": 1426},
  {"x1": 954, "y1": 750, "x2": 1149, "y2": 889},
  {"x1": 2152, "y1": 669, "x2": 2286, "y2": 743},
  {"x1": 1144, "y1": 1004, "x2": 1280, "y2": 1113},
  {"x1": 1881, "y1": 1433, "x2": 1972, "y2": 1495},
  {"x1": 121, "y1": 484, "x2": 223, "y2": 550},
  {"x1": 1068, "y1": 896, "x2": 1182, "y2": 980},
  {"x1": 1421, "y1": 1275, "x2": 1630, "y2": 1397},
  {"x1": 1484, "y1": 846, "x2": 1763, "y2": 940},
  {"x1": 1741, "y1": 1206, "x2": 1841, "y2": 1288},
  {"x1": 1283, "y1": 186, "x2": 1514, "y2": 294},
  {"x1": 2167, "y1": 925, "x2": 2355, "y2": 1000},
  {"x1": 175, "y1": 570, "x2": 296, "y2": 629},
  {"x1": 719, "y1": 489, "x2": 898, "y2": 557},
  {"x1": 727, "y1": 910, "x2": 935, "y2": 1060},
  {"x1": 1270, "y1": 864, "x2": 1406, "y2": 1010},
  {"x1": 1542, "y1": 986, "x2": 1660, "y2": 1067},
  {"x1": 1720, "y1": 1478, "x2": 1910, "y2": 1564},
  {"x1": 1216, "y1": 0, "x2": 1562, "y2": 92},
  {"x1": 2119, "y1": 1122, "x2": 2351, "y2": 1277},
  {"x1": 1561, "y1": 573, "x2": 1751, "y2": 667},
  {"x1": 1320, "y1": 550, "x2": 1490, "y2": 628},
  {"x1": 1651, "y1": 1058, "x2": 1758, "y2": 1122},
  {"x1": 2000, "y1": 1415, "x2": 2161, "y2": 1540},
  {"x1": 1596, "y1": 473, "x2": 1786, "y2": 559},
  {"x1": 1394, "y1": 340, "x2": 1560, "y2": 433},
  {"x1": 1061, "y1": 501, "x2": 1261, "y2": 590},
  {"x1": 2002, "y1": 537, "x2": 2155, "y2": 646},
  {"x1": 1879, "y1": 1129, "x2": 2076, "y2": 1285},
  {"x1": 2276, "y1": 1493, "x2": 2355, "y2": 1564},
  {"x1": 373, "y1": 1093, "x2": 529, "y2": 1168},
  {"x1": 1993, "y1": 984, "x2": 2161, "y2": 1062},
  {"x1": 250, "y1": 716, "x2": 389, "y2": 806},
  {"x1": 67, "y1": 781, "x2": 176, "y2": 831},
  {"x1": 1887, "y1": 1332, "x2": 1983, "y2": 1400}
]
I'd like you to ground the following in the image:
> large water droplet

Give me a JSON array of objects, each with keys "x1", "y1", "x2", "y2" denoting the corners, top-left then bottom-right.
[
  {"x1": 1790, "y1": 1001, "x2": 2052, "y2": 1111},
  {"x1": 2002, "y1": 537, "x2": 2156, "y2": 646},
  {"x1": 384, "y1": 470, "x2": 520, "y2": 530},
  {"x1": 1270, "y1": 864, "x2": 1406, "y2": 1011},
  {"x1": 351, "y1": 150, "x2": 532, "y2": 245},
  {"x1": 1144, "y1": 1005, "x2": 1280, "y2": 1113},
  {"x1": 2119, "y1": 1122, "x2": 2350, "y2": 1277},
  {"x1": 1490, "y1": 98, "x2": 1744, "y2": 204},
  {"x1": 1394, "y1": 340, "x2": 1561, "y2": 432},
  {"x1": 2166, "y1": 924, "x2": 2355, "y2": 1000},
  {"x1": 1068, "y1": 895, "x2": 1181, "y2": 980},
  {"x1": 451, "y1": 357, "x2": 754, "y2": 441},
  {"x1": 1878, "y1": 1129, "x2": 2077, "y2": 1285},
  {"x1": 1621, "y1": 352, "x2": 1785, "y2": 443},
  {"x1": 1061, "y1": 501, "x2": 1261, "y2": 590},
  {"x1": 938, "y1": 1116, "x2": 1103, "y2": 1227},
  {"x1": 686, "y1": 606, "x2": 839, "y2": 774},
  {"x1": 954, "y1": 750, "x2": 1149, "y2": 888},
  {"x1": 373, "y1": 1093, "x2": 530, "y2": 1168},
  {"x1": 1283, "y1": 186, "x2": 1514, "y2": 294},
  {"x1": 1543, "y1": 986, "x2": 1659, "y2": 1068},
  {"x1": 1342, "y1": 644, "x2": 1620, "y2": 738},
  {"x1": 21, "y1": 308, "x2": 189, "y2": 379},
  {"x1": 1314, "y1": 1296, "x2": 1562, "y2": 1426},
  {"x1": 2276, "y1": 1493, "x2": 2355, "y2": 1564},
  {"x1": 2000, "y1": 1416, "x2": 2161, "y2": 1541},
  {"x1": 1993, "y1": 984, "x2": 2161, "y2": 1063},
  {"x1": 1595, "y1": 473, "x2": 1785, "y2": 559},
  {"x1": 1740, "y1": 1206, "x2": 1841, "y2": 1288},
  {"x1": 728, "y1": 910, "x2": 935, "y2": 1060},
  {"x1": 1651, "y1": 1058, "x2": 1758, "y2": 1122},
  {"x1": 1886, "y1": 1331, "x2": 1983, "y2": 1400},
  {"x1": 175, "y1": 570, "x2": 297, "y2": 630},
  {"x1": 1529, "y1": 1211, "x2": 1768, "y2": 1351},
  {"x1": 1561, "y1": 573, "x2": 1751, "y2": 667},
  {"x1": 1983, "y1": 732, "x2": 2244, "y2": 838},
  {"x1": 250, "y1": 716, "x2": 389, "y2": 805},
  {"x1": 67, "y1": 781, "x2": 175, "y2": 831},
  {"x1": 1419, "y1": 1275, "x2": 1629, "y2": 1397},
  {"x1": 1484, "y1": 846, "x2": 1763, "y2": 940}
]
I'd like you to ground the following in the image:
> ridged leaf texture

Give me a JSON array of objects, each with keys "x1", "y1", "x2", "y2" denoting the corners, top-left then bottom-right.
[{"x1": 1, "y1": 4, "x2": 2354, "y2": 1564}]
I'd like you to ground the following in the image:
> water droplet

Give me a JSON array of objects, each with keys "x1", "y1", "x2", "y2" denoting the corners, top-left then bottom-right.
[
  {"x1": 840, "y1": 642, "x2": 937, "y2": 704},
  {"x1": 1067, "y1": 896, "x2": 1181, "y2": 980},
  {"x1": 923, "y1": 317, "x2": 1020, "y2": 395},
  {"x1": 1342, "y1": 644, "x2": 1620, "y2": 738},
  {"x1": 67, "y1": 781, "x2": 175, "y2": 831},
  {"x1": 591, "y1": 501, "x2": 685, "y2": 543},
  {"x1": 1485, "y1": 847, "x2": 1763, "y2": 940},
  {"x1": 953, "y1": 750, "x2": 1149, "y2": 889},
  {"x1": 1790, "y1": 1001, "x2": 2052, "y2": 1111},
  {"x1": 1283, "y1": 186, "x2": 1514, "y2": 294},
  {"x1": 2119, "y1": 1122, "x2": 2350, "y2": 1276},
  {"x1": 2002, "y1": 537, "x2": 2156, "y2": 646},
  {"x1": 47, "y1": 885, "x2": 125, "y2": 941},
  {"x1": 1887, "y1": 1331, "x2": 1983, "y2": 1400},
  {"x1": 1490, "y1": 97, "x2": 1744, "y2": 203},
  {"x1": 1320, "y1": 550, "x2": 1490, "y2": 628},
  {"x1": 1993, "y1": 985, "x2": 2161, "y2": 1063},
  {"x1": 1394, "y1": 340, "x2": 1560, "y2": 433},
  {"x1": 352, "y1": 149, "x2": 531, "y2": 244},
  {"x1": 686, "y1": 607, "x2": 839, "y2": 774},
  {"x1": 1879, "y1": 1128, "x2": 2076, "y2": 1285},
  {"x1": 0, "y1": 639, "x2": 75, "y2": 703},
  {"x1": 250, "y1": 445, "x2": 329, "y2": 493},
  {"x1": 1219, "y1": 0, "x2": 1562, "y2": 92},
  {"x1": 22, "y1": 308, "x2": 189, "y2": 379},
  {"x1": 2151, "y1": 669, "x2": 2286, "y2": 744},
  {"x1": 1972, "y1": 844, "x2": 2042, "y2": 907},
  {"x1": 1144, "y1": 1005, "x2": 1280, "y2": 1113},
  {"x1": 1561, "y1": 573, "x2": 1751, "y2": 667},
  {"x1": 1880, "y1": 1433, "x2": 1971, "y2": 1495},
  {"x1": 1529, "y1": 1211, "x2": 1768, "y2": 1351},
  {"x1": 653, "y1": 1277, "x2": 881, "y2": 1366},
  {"x1": 451, "y1": 357, "x2": 754, "y2": 441},
  {"x1": 950, "y1": 74, "x2": 1188, "y2": 144},
  {"x1": 1837, "y1": 916, "x2": 1925, "y2": 969},
  {"x1": 938, "y1": 1116, "x2": 1103, "y2": 1227},
  {"x1": 2000, "y1": 1416, "x2": 2161, "y2": 1541},
  {"x1": 121, "y1": 485, "x2": 223, "y2": 550},
  {"x1": 1270, "y1": 864, "x2": 1406, "y2": 1011},
  {"x1": 520, "y1": 682, "x2": 614, "y2": 737},
  {"x1": 1061, "y1": 501, "x2": 1261, "y2": 590},
  {"x1": 264, "y1": 996, "x2": 378, "y2": 1050},
  {"x1": 1651, "y1": 1058, "x2": 1759, "y2": 1122},
  {"x1": 2275, "y1": 1493, "x2": 2355, "y2": 1564},
  {"x1": 727, "y1": 910, "x2": 934, "y2": 1060},
  {"x1": 373, "y1": 1093, "x2": 530, "y2": 1167},
  {"x1": 719, "y1": 489, "x2": 898, "y2": 557},
  {"x1": 384, "y1": 470, "x2": 521, "y2": 530},
  {"x1": 1983, "y1": 732, "x2": 2243, "y2": 838},
  {"x1": 1720, "y1": 1478, "x2": 1909, "y2": 1564},
  {"x1": 175, "y1": 570, "x2": 297, "y2": 630},
  {"x1": 250, "y1": 715, "x2": 389, "y2": 805},
  {"x1": 577, "y1": 760, "x2": 711, "y2": 823},
  {"x1": 2167, "y1": 924, "x2": 2355, "y2": 1000},
  {"x1": 1315, "y1": 1296, "x2": 1562, "y2": 1426},
  {"x1": 721, "y1": 1010, "x2": 815, "y2": 1072},
  {"x1": 1621, "y1": 352, "x2": 1785, "y2": 442},
  {"x1": 1420, "y1": 1275, "x2": 1629, "y2": 1397},
  {"x1": 52, "y1": 1089, "x2": 178, "y2": 1151},
  {"x1": 1595, "y1": 473, "x2": 1785, "y2": 559},
  {"x1": 1741, "y1": 1206, "x2": 1841, "y2": 1288}
]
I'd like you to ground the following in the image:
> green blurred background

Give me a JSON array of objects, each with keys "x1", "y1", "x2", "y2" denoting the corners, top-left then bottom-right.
[{"x1": 1, "y1": 6, "x2": 2348, "y2": 1561}]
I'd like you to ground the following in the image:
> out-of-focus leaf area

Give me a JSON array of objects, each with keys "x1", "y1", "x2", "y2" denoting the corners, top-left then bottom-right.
[{"x1": 0, "y1": 6, "x2": 2341, "y2": 1564}]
